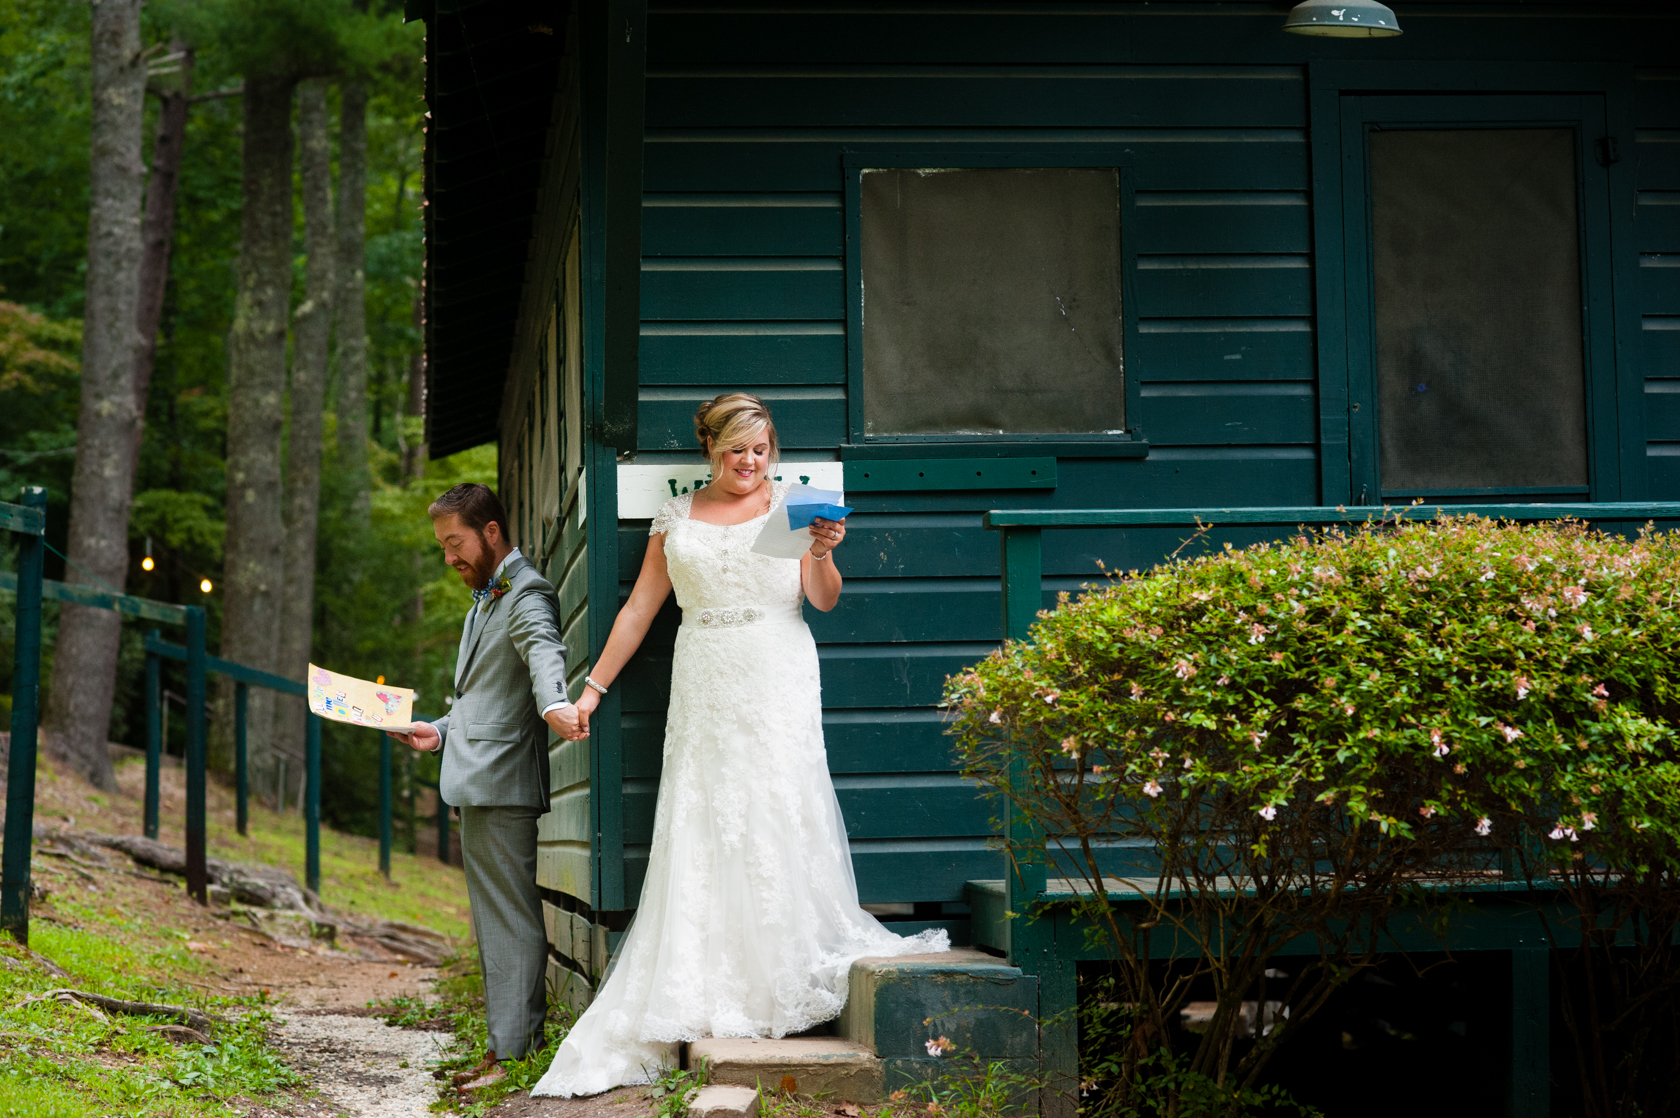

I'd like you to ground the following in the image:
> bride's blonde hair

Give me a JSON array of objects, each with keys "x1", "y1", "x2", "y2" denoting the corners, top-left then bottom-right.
[{"x1": 695, "y1": 393, "x2": 779, "y2": 481}]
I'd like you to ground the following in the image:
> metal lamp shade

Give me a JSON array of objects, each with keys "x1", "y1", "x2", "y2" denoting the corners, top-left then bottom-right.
[{"x1": 1283, "y1": 0, "x2": 1402, "y2": 37}]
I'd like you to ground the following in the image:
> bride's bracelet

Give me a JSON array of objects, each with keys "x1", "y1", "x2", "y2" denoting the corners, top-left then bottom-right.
[
  {"x1": 810, "y1": 547, "x2": 832, "y2": 561},
  {"x1": 585, "y1": 675, "x2": 609, "y2": 695}
]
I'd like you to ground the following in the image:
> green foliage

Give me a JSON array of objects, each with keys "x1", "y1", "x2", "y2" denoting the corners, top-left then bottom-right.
[
  {"x1": 156, "y1": 0, "x2": 414, "y2": 81},
  {"x1": 646, "y1": 1058, "x2": 711, "y2": 1118},
  {"x1": 944, "y1": 514, "x2": 1680, "y2": 1108}
]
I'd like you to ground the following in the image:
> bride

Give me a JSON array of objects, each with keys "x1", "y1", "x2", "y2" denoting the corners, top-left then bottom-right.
[{"x1": 532, "y1": 393, "x2": 949, "y2": 1097}]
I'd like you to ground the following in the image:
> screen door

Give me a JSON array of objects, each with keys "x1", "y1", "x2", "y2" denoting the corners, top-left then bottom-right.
[{"x1": 1342, "y1": 96, "x2": 1615, "y2": 501}]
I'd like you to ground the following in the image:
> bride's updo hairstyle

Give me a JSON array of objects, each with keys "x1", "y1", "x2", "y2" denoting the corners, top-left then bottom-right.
[{"x1": 695, "y1": 392, "x2": 779, "y2": 481}]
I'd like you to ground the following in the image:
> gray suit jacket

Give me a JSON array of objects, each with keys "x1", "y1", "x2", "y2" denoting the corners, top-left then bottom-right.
[{"x1": 429, "y1": 554, "x2": 567, "y2": 810}]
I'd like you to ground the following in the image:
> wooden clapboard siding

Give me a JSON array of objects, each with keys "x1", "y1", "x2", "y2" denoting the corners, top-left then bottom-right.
[
  {"x1": 1640, "y1": 74, "x2": 1680, "y2": 496},
  {"x1": 641, "y1": 324, "x2": 846, "y2": 386},
  {"x1": 642, "y1": 131, "x2": 1311, "y2": 194},
  {"x1": 642, "y1": 194, "x2": 844, "y2": 257}
]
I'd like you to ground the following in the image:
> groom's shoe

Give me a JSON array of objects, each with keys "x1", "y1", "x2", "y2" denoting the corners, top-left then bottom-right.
[
  {"x1": 458, "y1": 1062, "x2": 508, "y2": 1095},
  {"x1": 450, "y1": 1054, "x2": 497, "y2": 1087}
]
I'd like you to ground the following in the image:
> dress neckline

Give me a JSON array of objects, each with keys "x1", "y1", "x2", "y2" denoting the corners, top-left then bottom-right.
[{"x1": 683, "y1": 483, "x2": 779, "y2": 528}]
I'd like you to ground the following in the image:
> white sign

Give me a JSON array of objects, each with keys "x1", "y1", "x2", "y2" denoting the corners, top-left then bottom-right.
[{"x1": 615, "y1": 460, "x2": 845, "y2": 520}]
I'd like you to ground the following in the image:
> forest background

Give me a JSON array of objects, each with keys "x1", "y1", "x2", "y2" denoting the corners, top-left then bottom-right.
[{"x1": 0, "y1": 0, "x2": 491, "y2": 842}]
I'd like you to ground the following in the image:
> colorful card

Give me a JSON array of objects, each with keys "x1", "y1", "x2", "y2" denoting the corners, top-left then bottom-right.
[{"x1": 307, "y1": 664, "x2": 417, "y2": 732}]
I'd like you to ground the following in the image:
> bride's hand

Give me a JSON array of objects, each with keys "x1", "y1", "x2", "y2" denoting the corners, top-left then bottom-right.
[
  {"x1": 573, "y1": 688, "x2": 601, "y2": 738},
  {"x1": 810, "y1": 516, "x2": 846, "y2": 559}
]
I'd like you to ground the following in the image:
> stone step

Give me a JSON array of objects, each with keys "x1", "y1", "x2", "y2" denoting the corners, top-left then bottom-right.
[
  {"x1": 688, "y1": 1037, "x2": 884, "y2": 1102},
  {"x1": 839, "y1": 948, "x2": 1038, "y2": 1092},
  {"x1": 688, "y1": 1084, "x2": 761, "y2": 1118}
]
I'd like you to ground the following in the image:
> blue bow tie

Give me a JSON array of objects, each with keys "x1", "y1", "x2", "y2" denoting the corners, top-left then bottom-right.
[{"x1": 472, "y1": 586, "x2": 495, "y2": 607}]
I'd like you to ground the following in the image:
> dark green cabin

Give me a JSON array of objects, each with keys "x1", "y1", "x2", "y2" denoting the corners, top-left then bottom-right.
[{"x1": 410, "y1": 0, "x2": 1679, "y2": 1052}]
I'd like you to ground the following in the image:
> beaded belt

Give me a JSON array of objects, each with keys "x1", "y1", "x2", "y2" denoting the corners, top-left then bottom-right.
[{"x1": 682, "y1": 603, "x2": 802, "y2": 630}]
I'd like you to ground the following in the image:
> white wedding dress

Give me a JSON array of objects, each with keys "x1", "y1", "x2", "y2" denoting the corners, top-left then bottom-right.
[{"x1": 532, "y1": 481, "x2": 949, "y2": 1097}]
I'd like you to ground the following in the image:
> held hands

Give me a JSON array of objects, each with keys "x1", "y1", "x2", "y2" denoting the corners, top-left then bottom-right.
[
  {"x1": 546, "y1": 690, "x2": 599, "y2": 741},
  {"x1": 389, "y1": 722, "x2": 440, "y2": 752},
  {"x1": 809, "y1": 516, "x2": 847, "y2": 560}
]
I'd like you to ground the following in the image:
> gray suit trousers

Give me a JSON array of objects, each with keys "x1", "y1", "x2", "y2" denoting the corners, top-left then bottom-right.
[{"x1": 460, "y1": 805, "x2": 548, "y2": 1059}]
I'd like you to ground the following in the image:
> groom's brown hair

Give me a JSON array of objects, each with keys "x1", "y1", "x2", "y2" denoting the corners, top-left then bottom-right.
[{"x1": 428, "y1": 483, "x2": 510, "y2": 541}]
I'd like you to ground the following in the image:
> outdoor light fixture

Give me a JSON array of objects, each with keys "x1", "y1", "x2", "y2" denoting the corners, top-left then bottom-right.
[
  {"x1": 141, "y1": 536, "x2": 154, "y2": 572},
  {"x1": 199, "y1": 577, "x2": 213, "y2": 593},
  {"x1": 1283, "y1": 0, "x2": 1402, "y2": 36}
]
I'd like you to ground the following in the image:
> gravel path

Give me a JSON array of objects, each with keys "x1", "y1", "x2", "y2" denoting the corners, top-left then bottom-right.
[{"x1": 274, "y1": 1012, "x2": 452, "y2": 1117}]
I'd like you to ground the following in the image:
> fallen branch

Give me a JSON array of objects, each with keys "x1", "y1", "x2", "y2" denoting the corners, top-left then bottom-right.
[{"x1": 19, "y1": 988, "x2": 219, "y2": 1033}]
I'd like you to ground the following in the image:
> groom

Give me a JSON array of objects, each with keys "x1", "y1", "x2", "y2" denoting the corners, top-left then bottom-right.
[{"x1": 390, "y1": 483, "x2": 583, "y2": 1091}]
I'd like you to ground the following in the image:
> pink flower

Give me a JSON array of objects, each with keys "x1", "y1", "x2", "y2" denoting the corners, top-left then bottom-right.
[
  {"x1": 1579, "y1": 624, "x2": 1595, "y2": 641},
  {"x1": 1174, "y1": 659, "x2": 1197, "y2": 679},
  {"x1": 1593, "y1": 683, "x2": 1610, "y2": 699},
  {"x1": 1475, "y1": 818, "x2": 1493, "y2": 836},
  {"x1": 1041, "y1": 690, "x2": 1059, "y2": 705},
  {"x1": 1514, "y1": 675, "x2": 1531, "y2": 700},
  {"x1": 1562, "y1": 584, "x2": 1589, "y2": 608},
  {"x1": 988, "y1": 709, "x2": 1002, "y2": 725},
  {"x1": 1419, "y1": 805, "x2": 1436, "y2": 818},
  {"x1": 1581, "y1": 812, "x2": 1597, "y2": 831},
  {"x1": 1143, "y1": 780, "x2": 1163, "y2": 798},
  {"x1": 1217, "y1": 674, "x2": 1231, "y2": 686},
  {"x1": 1430, "y1": 729, "x2": 1450, "y2": 758},
  {"x1": 1258, "y1": 805, "x2": 1277, "y2": 821},
  {"x1": 1248, "y1": 623, "x2": 1269, "y2": 645},
  {"x1": 1498, "y1": 723, "x2": 1524, "y2": 743},
  {"x1": 1129, "y1": 682, "x2": 1145, "y2": 700},
  {"x1": 1480, "y1": 569, "x2": 1495, "y2": 582},
  {"x1": 1059, "y1": 737, "x2": 1081, "y2": 757}
]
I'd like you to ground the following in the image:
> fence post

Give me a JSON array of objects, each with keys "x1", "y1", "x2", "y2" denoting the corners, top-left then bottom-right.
[
  {"x1": 185, "y1": 605, "x2": 210, "y2": 901},
  {"x1": 306, "y1": 712, "x2": 321, "y2": 894},
  {"x1": 438, "y1": 791, "x2": 450, "y2": 864},
  {"x1": 234, "y1": 682, "x2": 248, "y2": 836},
  {"x1": 379, "y1": 732, "x2": 392, "y2": 879},
  {"x1": 184, "y1": 605, "x2": 208, "y2": 905},
  {"x1": 144, "y1": 634, "x2": 161, "y2": 839},
  {"x1": 1, "y1": 486, "x2": 47, "y2": 945}
]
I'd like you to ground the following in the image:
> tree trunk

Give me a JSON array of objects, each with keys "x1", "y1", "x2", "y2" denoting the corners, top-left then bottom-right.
[
  {"x1": 41, "y1": 0, "x2": 148, "y2": 791},
  {"x1": 335, "y1": 79, "x2": 370, "y2": 516},
  {"x1": 216, "y1": 72, "x2": 295, "y2": 773},
  {"x1": 132, "y1": 41, "x2": 193, "y2": 474},
  {"x1": 271, "y1": 80, "x2": 335, "y2": 783}
]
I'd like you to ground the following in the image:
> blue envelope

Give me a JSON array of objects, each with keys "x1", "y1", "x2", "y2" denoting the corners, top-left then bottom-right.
[{"x1": 786, "y1": 502, "x2": 853, "y2": 530}]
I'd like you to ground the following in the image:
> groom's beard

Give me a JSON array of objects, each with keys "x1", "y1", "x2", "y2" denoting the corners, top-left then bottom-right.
[{"x1": 459, "y1": 535, "x2": 499, "y2": 591}]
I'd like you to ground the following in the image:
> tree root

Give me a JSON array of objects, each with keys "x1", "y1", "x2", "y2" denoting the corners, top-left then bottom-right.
[{"x1": 19, "y1": 988, "x2": 219, "y2": 1033}]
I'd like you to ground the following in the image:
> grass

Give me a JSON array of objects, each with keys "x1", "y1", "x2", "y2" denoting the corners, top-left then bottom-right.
[
  {"x1": 0, "y1": 896, "x2": 299, "y2": 1117},
  {"x1": 0, "y1": 752, "x2": 474, "y2": 1115}
]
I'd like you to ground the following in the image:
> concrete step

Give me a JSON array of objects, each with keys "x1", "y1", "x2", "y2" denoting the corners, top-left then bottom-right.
[
  {"x1": 688, "y1": 1036, "x2": 884, "y2": 1102},
  {"x1": 688, "y1": 1085, "x2": 760, "y2": 1118},
  {"x1": 838, "y1": 948, "x2": 1038, "y2": 1092}
]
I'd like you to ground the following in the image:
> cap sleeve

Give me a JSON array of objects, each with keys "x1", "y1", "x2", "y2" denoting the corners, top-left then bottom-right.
[{"x1": 650, "y1": 493, "x2": 690, "y2": 537}]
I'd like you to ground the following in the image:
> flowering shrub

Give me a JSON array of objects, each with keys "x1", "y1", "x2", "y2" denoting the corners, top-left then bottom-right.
[{"x1": 944, "y1": 514, "x2": 1680, "y2": 1111}]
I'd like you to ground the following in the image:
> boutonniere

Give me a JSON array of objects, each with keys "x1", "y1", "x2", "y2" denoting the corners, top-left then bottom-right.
[{"x1": 481, "y1": 575, "x2": 512, "y2": 612}]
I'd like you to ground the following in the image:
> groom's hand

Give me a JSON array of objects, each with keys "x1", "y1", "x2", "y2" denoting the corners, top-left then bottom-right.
[
  {"x1": 545, "y1": 704, "x2": 588, "y2": 741},
  {"x1": 389, "y1": 722, "x2": 440, "y2": 752}
]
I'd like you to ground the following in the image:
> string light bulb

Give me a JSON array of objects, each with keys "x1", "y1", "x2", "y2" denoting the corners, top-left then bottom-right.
[
  {"x1": 141, "y1": 536, "x2": 154, "y2": 572},
  {"x1": 199, "y1": 578, "x2": 213, "y2": 594}
]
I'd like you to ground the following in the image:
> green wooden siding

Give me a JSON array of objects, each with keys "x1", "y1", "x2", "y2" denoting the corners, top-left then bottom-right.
[
  {"x1": 1637, "y1": 71, "x2": 1680, "y2": 496},
  {"x1": 585, "y1": 10, "x2": 1677, "y2": 913}
]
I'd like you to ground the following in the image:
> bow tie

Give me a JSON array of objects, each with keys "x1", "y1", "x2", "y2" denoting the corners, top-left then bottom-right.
[{"x1": 472, "y1": 586, "x2": 495, "y2": 607}]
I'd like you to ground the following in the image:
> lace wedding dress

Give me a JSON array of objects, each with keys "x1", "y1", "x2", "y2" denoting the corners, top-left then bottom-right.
[{"x1": 532, "y1": 480, "x2": 949, "y2": 1097}]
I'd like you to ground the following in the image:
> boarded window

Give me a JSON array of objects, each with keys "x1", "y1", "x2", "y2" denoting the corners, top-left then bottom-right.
[
  {"x1": 1371, "y1": 128, "x2": 1588, "y2": 492},
  {"x1": 860, "y1": 167, "x2": 1125, "y2": 437}
]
